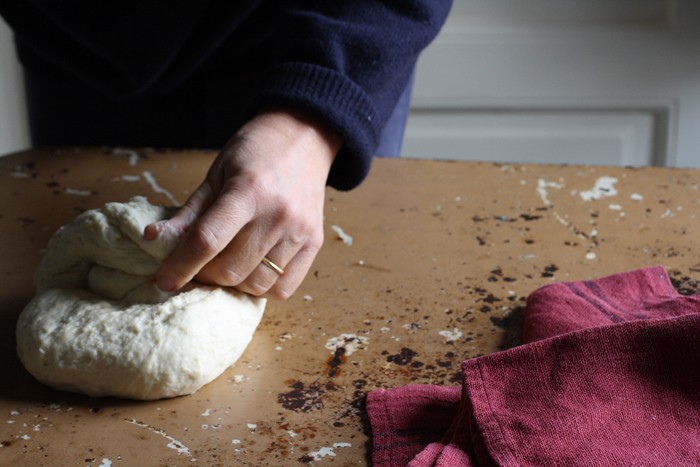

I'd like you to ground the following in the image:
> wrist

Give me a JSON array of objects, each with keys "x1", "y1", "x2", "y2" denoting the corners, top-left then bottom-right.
[{"x1": 244, "y1": 108, "x2": 342, "y2": 171}]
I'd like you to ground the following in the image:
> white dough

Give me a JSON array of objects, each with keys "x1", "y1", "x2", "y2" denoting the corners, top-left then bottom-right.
[{"x1": 16, "y1": 196, "x2": 266, "y2": 400}]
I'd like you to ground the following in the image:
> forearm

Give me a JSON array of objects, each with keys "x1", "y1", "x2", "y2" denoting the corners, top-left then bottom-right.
[{"x1": 248, "y1": 1, "x2": 453, "y2": 189}]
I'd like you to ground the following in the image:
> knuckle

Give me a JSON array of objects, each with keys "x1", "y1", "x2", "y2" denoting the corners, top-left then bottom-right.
[
  {"x1": 179, "y1": 202, "x2": 199, "y2": 221},
  {"x1": 197, "y1": 265, "x2": 248, "y2": 288},
  {"x1": 231, "y1": 171, "x2": 268, "y2": 198},
  {"x1": 280, "y1": 211, "x2": 321, "y2": 246},
  {"x1": 296, "y1": 232, "x2": 323, "y2": 255},
  {"x1": 273, "y1": 203, "x2": 294, "y2": 225},
  {"x1": 221, "y1": 268, "x2": 245, "y2": 286},
  {"x1": 241, "y1": 280, "x2": 270, "y2": 297},
  {"x1": 307, "y1": 231, "x2": 324, "y2": 251},
  {"x1": 269, "y1": 285, "x2": 293, "y2": 301},
  {"x1": 187, "y1": 225, "x2": 221, "y2": 256},
  {"x1": 200, "y1": 260, "x2": 245, "y2": 287},
  {"x1": 254, "y1": 189, "x2": 295, "y2": 225}
]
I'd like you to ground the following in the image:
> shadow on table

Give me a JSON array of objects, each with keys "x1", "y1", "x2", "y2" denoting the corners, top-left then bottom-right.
[
  {"x1": 0, "y1": 297, "x2": 111, "y2": 408},
  {"x1": 496, "y1": 305, "x2": 525, "y2": 351},
  {"x1": 0, "y1": 296, "x2": 59, "y2": 402}
]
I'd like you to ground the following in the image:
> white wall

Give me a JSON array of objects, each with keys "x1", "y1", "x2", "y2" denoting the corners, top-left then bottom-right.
[
  {"x1": 404, "y1": 0, "x2": 700, "y2": 168},
  {"x1": 3, "y1": 3, "x2": 699, "y2": 167},
  {"x1": 0, "y1": 16, "x2": 29, "y2": 156}
]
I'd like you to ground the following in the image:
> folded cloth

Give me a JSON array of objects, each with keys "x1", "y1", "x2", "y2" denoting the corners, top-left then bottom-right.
[{"x1": 367, "y1": 266, "x2": 700, "y2": 466}]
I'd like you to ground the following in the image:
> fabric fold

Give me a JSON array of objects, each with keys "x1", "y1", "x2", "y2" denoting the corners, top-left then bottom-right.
[{"x1": 368, "y1": 266, "x2": 700, "y2": 466}]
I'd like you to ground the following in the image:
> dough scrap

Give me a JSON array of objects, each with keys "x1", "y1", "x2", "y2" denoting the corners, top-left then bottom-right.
[{"x1": 16, "y1": 196, "x2": 266, "y2": 400}]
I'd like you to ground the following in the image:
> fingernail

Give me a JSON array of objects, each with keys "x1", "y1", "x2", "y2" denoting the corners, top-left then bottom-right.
[
  {"x1": 143, "y1": 224, "x2": 159, "y2": 241},
  {"x1": 156, "y1": 276, "x2": 176, "y2": 292}
]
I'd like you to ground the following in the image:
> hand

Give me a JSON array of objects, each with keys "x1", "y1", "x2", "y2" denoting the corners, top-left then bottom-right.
[{"x1": 144, "y1": 108, "x2": 341, "y2": 299}]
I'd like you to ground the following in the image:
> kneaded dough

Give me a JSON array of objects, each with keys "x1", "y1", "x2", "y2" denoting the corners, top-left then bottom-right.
[{"x1": 16, "y1": 196, "x2": 266, "y2": 400}]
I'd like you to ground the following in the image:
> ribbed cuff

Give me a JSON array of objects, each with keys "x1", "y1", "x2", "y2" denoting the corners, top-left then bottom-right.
[{"x1": 250, "y1": 62, "x2": 380, "y2": 190}]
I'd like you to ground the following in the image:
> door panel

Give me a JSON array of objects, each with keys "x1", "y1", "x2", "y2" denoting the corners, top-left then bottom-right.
[
  {"x1": 406, "y1": 0, "x2": 700, "y2": 167},
  {"x1": 404, "y1": 110, "x2": 656, "y2": 165}
]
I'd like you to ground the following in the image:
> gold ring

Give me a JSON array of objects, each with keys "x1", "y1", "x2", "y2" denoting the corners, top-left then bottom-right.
[{"x1": 261, "y1": 257, "x2": 285, "y2": 275}]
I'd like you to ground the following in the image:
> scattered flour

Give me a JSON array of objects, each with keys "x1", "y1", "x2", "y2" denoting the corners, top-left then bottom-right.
[
  {"x1": 580, "y1": 176, "x2": 618, "y2": 201},
  {"x1": 308, "y1": 443, "x2": 352, "y2": 461},
  {"x1": 536, "y1": 179, "x2": 564, "y2": 206},
  {"x1": 330, "y1": 225, "x2": 353, "y2": 245},
  {"x1": 63, "y1": 188, "x2": 93, "y2": 196},
  {"x1": 438, "y1": 328, "x2": 463, "y2": 341},
  {"x1": 112, "y1": 148, "x2": 141, "y2": 166},
  {"x1": 325, "y1": 334, "x2": 368, "y2": 356}
]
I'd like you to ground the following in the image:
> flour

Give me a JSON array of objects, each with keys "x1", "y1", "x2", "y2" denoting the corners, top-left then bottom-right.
[{"x1": 16, "y1": 197, "x2": 265, "y2": 400}]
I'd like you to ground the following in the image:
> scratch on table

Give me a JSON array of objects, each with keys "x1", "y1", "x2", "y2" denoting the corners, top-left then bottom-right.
[
  {"x1": 117, "y1": 174, "x2": 141, "y2": 182},
  {"x1": 330, "y1": 224, "x2": 353, "y2": 245},
  {"x1": 534, "y1": 179, "x2": 585, "y2": 243},
  {"x1": 125, "y1": 418, "x2": 193, "y2": 459},
  {"x1": 228, "y1": 374, "x2": 246, "y2": 384},
  {"x1": 112, "y1": 148, "x2": 141, "y2": 166},
  {"x1": 64, "y1": 188, "x2": 94, "y2": 196},
  {"x1": 141, "y1": 171, "x2": 179, "y2": 205},
  {"x1": 536, "y1": 178, "x2": 564, "y2": 206}
]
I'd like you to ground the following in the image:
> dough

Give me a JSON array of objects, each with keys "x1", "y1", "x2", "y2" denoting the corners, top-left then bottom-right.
[{"x1": 16, "y1": 196, "x2": 266, "y2": 400}]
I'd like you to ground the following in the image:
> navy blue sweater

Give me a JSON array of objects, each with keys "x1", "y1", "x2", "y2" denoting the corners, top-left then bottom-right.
[{"x1": 0, "y1": 1, "x2": 452, "y2": 189}]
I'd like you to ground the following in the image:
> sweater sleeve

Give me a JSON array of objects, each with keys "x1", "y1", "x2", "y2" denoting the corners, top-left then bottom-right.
[
  {"x1": 247, "y1": 1, "x2": 452, "y2": 190},
  {"x1": 1, "y1": 1, "x2": 452, "y2": 190}
]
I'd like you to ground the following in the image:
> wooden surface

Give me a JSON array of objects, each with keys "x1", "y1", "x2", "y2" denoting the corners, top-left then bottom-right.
[{"x1": 1, "y1": 148, "x2": 700, "y2": 465}]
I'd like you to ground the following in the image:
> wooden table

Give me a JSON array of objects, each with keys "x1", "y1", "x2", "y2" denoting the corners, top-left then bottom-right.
[{"x1": 1, "y1": 148, "x2": 699, "y2": 465}]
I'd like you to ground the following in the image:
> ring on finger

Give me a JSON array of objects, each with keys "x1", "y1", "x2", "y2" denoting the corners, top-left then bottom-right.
[{"x1": 261, "y1": 256, "x2": 285, "y2": 275}]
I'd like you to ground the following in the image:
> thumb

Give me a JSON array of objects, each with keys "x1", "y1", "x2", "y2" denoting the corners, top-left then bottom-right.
[{"x1": 144, "y1": 181, "x2": 215, "y2": 241}]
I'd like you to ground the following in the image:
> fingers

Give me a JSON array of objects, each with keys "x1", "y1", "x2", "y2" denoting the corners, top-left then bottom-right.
[
  {"x1": 144, "y1": 108, "x2": 337, "y2": 299},
  {"x1": 147, "y1": 171, "x2": 322, "y2": 298},
  {"x1": 193, "y1": 221, "x2": 281, "y2": 288},
  {"x1": 144, "y1": 180, "x2": 215, "y2": 241},
  {"x1": 194, "y1": 213, "x2": 323, "y2": 299},
  {"x1": 154, "y1": 187, "x2": 256, "y2": 291},
  {"x1": 265, "y1": 244, "x2": 321, "y2": 299}
]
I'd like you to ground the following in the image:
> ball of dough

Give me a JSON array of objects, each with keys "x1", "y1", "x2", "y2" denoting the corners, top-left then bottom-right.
[{"x1": 16, "y1": 196, "x2": 266, "y2": 400}]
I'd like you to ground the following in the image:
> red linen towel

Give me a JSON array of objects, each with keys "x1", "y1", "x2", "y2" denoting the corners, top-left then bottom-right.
[{"x1": 367, "y1": 267, "x2": 700, "y2": 466}]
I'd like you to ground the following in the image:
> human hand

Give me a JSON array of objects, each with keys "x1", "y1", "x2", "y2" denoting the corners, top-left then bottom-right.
[{"x1": 143, "y1": 108, "x2": 341, "y2": 299}]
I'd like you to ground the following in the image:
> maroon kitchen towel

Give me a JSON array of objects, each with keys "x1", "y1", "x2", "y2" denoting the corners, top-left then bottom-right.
[{"x1": 367, "y1": 266, "x2": 700, "y2": 466}]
